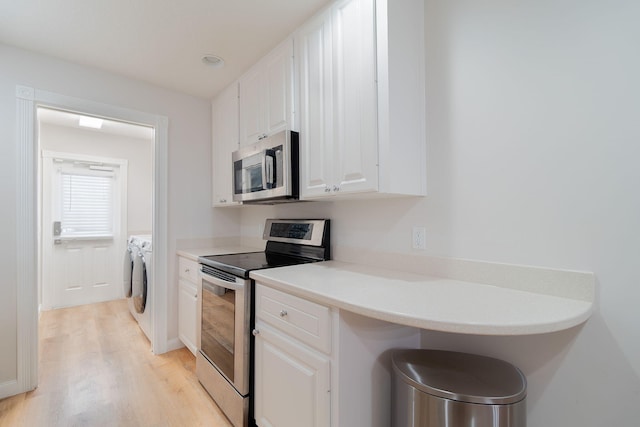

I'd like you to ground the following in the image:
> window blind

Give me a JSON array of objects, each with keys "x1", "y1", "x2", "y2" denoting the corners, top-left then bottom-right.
[{"x1": 60, "y1": 170, "x2": 114, "y2": 237}]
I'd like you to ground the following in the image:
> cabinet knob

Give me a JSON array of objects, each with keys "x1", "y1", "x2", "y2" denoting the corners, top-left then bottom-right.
[
  {"x1": 252, "y1": 329, "x2": 260, "y2": 336},
  {"x1": 279, "y1": 310, "x2": 288, "y2": 317}
]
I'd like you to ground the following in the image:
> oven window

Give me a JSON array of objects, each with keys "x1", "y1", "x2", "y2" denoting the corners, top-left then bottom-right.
[{"x1": 201, "y1": 283, "x2": 235, "y2": 382}]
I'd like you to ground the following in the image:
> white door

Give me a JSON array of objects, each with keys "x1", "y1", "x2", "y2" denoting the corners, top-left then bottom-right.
[
  {"x1": 239, "y1": 65, "x2": 265, "y2": 146},
  {"x1": 212, "y1": 82, "x2": 240, "y2": 206},
  {"x1": 332, "y1": 0, "x2": 379, "y2": 194},
  {"x1": 297, "y1": 8, "x2": 334, "y2": 199},
  {"x1": 42, "y1": 152, "x2": 127, "y2": 309},
  {"x1": 265, "y1": 39, "x2": 293, "y2": 135},
  {"x1": 178, "y1": 280, "x2": 198, "y2": 355},
  {"x1": 254, "y1": 323, "x2": 331, "y2": 427}
]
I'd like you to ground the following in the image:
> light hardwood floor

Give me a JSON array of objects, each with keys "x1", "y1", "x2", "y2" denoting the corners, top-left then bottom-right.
[{"x1": 0, "y1": 299, "x2": 233, "y2": 427}]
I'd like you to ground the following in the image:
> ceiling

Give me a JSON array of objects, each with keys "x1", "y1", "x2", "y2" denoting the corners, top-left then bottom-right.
[
  {"x1": 38, "y1": 107, "x2": 155, "y2": 140},
  {"x1": 0, "y1": 0, "x2": 331, "y2": 99}
]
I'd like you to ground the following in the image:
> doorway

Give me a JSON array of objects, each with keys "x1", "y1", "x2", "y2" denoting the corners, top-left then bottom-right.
[
  {"x1": 38, "y1": 107, "x2": 153, "y2": 311},
  {"x1": 9, "y1": 86, "x2": 169, "y2": 398}
]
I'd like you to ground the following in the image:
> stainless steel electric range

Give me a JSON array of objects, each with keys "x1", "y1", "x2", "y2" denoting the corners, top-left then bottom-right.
[{"x1": 196, "y1": 219, "x2": 330, "y2": 427}]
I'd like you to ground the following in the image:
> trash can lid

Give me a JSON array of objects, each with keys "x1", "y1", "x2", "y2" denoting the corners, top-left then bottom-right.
[{"x1": 392, "y1": 349, "x2": 527, "y2": 405}]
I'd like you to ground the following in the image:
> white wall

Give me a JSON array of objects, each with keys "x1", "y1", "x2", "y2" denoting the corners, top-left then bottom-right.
[
  {"x1": 40, "y1": 123, "x2": 153, "y2": 236},
  {"x1": 0, "y1": 43, "x2": 241, "y2": 386},
  {"x1": 239, "y1": 0, "x2": 640, "y2": 425}
]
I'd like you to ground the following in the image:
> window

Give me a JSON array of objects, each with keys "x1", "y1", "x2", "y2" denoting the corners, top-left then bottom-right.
[{"x1": 60, "y1": 169, "x2": 114, "y2": 238}]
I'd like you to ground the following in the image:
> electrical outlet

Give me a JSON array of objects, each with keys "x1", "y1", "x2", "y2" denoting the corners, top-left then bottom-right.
[{"x1": 412, "y1": 227, "x2": 426, "y2": 250}]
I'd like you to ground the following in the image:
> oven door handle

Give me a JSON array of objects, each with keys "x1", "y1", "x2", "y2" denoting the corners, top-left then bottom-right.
[{"x1": 200, "y1": 272, "x2": 245, "y2": 292}]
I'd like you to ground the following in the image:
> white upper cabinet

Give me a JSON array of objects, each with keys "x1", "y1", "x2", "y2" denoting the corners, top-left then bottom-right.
[
  {"x1": 296, "y1": 0, "x2": 426, "y2": 200},
  {"x1": 212, "y1": 82, "x2": 240, "y2": 207},
  {"x1": 296, "y1": 7, "x2": 334, "y2": 198},
  {"x1": 239, "y1": 39, "x2": 295, "y2": 146}
]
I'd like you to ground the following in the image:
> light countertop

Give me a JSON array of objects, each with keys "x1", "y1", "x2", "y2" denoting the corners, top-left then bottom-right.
[{"x1": 250, "y1": 260, "x2": 594, "y2": 336}]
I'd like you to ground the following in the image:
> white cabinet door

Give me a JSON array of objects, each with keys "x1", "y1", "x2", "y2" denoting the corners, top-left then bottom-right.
[
  {"x1": 178, "y1": 279, "x2": 198, "y2": 355},
  {"x1": 212, "y1": 82, "x2": 240, "y2": 206},
  {"x1": 239, "y1": 39, "x2": 294, "y2": 147},
  {"x1": 297, "y1": 0, "x2": 426, "y2": 200},
  {"x1": 332, "y1": 0, "x2": 378, "y2": 195},
  {"x1": 297, "y1": 0, "x2": 379, "y2": 200},
  {"x1": 254, "y1": 324, "x2": 331, "y2": 427},
  {"x1": 265, "y1": 42, "x2": 293, "y2": 135},
  {"x1": 296, "y1": 9, "x2": 334, "y2": 198},
  {"x1": 239, "y1": 67, "x2": 265, "y2": 146}
]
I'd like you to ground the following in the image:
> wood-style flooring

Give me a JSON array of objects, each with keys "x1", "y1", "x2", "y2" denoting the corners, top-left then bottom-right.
[{"x1": 0, "y1": 299, "x2": 233, "y2": 427}]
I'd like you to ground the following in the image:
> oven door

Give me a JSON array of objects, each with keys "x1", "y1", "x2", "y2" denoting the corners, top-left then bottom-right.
[{"x1": 198, "y1": 270, "x2": 251, "y2": 395}]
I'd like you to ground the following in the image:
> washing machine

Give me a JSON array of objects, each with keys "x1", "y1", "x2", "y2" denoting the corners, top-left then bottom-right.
[{"x1": 124, "y1": 235, "x2": 153, "y2": 344}]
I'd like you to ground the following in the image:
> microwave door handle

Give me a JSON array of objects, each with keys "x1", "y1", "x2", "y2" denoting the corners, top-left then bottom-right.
[
  {"x1": 261, "y1": 152, "x2": 268, "y2": 190},
  {"x1": 263, "y1": 150, "x2": 275, "y2": 188}
]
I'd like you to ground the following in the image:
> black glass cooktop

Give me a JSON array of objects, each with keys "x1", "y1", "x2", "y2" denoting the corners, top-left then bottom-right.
[
  {"x1": 199, "y1": 219, "x2": 330, "y2": 279},
  {"x1": 199, "y1": 251, "x2": 316, "y2": 279}
]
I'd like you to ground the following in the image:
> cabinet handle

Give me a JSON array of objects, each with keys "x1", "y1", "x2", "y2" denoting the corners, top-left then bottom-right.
[
  {"x1": 279, "y1": 310, "x2": 288, "y2": 317},
  {"x1": 252, "y1": 329, "x2": 260, "y2": 336},
  {"x1": 185, "y1": 268, "x2": 190, "y2": 273}
]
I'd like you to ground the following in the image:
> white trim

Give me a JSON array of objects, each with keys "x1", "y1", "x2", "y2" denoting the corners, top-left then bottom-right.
[
  {"x1": 42, "y1": 150, "x2": 129, "y2": 167},
  {"x1": 153, "y1": 116, "x2": 169, "y2": 354},
  {"x1": 2, "y1": 86, "x2": 39, "y2": 399},
  {"x1": 9, "y1": 85, "x2": 169, "y2": 397},
  {"x1": 166, "y1": 337, "x2": 186, "y2": 353}
]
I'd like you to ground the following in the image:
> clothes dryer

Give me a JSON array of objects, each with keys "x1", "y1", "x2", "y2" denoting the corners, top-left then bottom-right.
[{"x1": 126, "y1": 235, "x2": 152, "y2": 343}]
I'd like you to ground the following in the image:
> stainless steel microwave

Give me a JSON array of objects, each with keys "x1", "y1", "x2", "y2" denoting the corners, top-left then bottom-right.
[{"x1": 232, "y1": 130, "x2": 299, "y2": 203}]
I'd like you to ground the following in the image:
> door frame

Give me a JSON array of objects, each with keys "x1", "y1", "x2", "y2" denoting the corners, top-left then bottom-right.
[
  {"x1": 41, "y1": 150, "x2": 128, "y2": 310},
  {"x1": 13, "y1": 85, "x2": 169, "y2": 396}
]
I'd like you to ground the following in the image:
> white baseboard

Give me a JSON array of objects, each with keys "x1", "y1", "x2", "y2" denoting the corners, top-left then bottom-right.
[{"x1": 165, "y1": 337, "x2": 186, "y2": 353}]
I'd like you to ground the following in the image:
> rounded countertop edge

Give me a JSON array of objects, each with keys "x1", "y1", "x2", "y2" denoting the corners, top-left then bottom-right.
[{"x1": 250, "y1": 265, "x2": 594, "y2": 336}]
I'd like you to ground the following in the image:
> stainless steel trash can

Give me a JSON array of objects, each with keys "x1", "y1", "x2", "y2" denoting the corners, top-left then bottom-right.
[{"x1": 392, "y1": 349, "x2": 527, "y2": 427}]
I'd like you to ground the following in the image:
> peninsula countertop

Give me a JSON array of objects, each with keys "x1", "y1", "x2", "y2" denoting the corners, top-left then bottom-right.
[{"x1": 250, "y1": 260, "x2": 594, "y2": 335}]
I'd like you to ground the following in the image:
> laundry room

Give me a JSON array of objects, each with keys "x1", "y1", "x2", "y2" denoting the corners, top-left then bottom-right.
[{"x1": 37, "y1": 107, "x2": 154, "y2": 334}]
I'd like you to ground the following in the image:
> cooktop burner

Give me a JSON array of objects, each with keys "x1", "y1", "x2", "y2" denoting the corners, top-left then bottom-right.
[{"x1": 198, "y1": 219, "x2": 331, "y2": 279}]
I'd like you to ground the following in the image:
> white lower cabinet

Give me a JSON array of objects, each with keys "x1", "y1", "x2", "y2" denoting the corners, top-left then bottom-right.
[
  {"x1": 254, "y1": 283, "x2": 421, "y2": 427},
  {"x1": 254, "y1": 324, "x2": 331, "y2": 427},
  {"x1": 254, "y1": 284, "x2": 331, "y2": 427},
  {"x1": 177, "y1": 256, "x2": 199, "y2": 355}
]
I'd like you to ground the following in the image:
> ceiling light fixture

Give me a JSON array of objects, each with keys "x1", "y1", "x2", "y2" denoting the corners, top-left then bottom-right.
[
  {"x1": 78, "y1": 116, "x2": 103, "y2": 129},
  {"x1": 202, "y1": 54, "x2": 225, "y2": 69}
]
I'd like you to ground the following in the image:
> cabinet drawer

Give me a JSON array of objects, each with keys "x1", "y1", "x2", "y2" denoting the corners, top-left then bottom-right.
[
  {"x1": 178, "y1": 256, "x2": 199, "y2": 283},
  {"x1": 256, "y1": 284, "x2": 331, "y2": 354}
]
